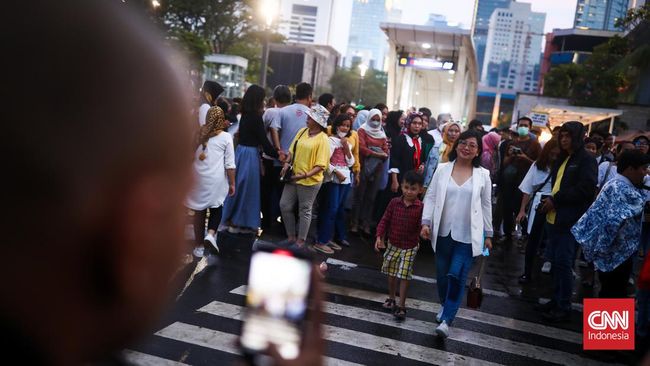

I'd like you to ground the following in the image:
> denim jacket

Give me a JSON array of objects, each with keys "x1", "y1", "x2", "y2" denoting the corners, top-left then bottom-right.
[
  {"x1": 571, "y1": 175, "x2": 645, "y2": 272},
  {"x1": 423, "y1": 146, "x2": 440, "y2": 188}
]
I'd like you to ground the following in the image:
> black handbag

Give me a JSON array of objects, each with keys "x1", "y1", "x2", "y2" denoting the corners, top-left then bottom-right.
[
  {"x1": 467, "y1": 256, "x2": 486, "y2": 309},
  {"x1": 280, "y1": 129, "x2": 307, "y2": 183}
]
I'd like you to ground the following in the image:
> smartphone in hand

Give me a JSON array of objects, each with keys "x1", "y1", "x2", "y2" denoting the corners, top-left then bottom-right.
[{"x1": 240, "y1": 246, "x2": 313, "y2": 363}]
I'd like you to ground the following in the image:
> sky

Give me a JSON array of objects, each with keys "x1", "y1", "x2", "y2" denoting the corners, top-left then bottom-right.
[{"x1": 397, "y1": 0, "x2": 579, "y2": 33}]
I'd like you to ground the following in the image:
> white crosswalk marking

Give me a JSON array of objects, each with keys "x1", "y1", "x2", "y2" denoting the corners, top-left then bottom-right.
[
  {"x1": 322, "y1": 284, "x2": 584, "y2": 344},
  {"x1": 156, "y1": 321, "x2": 364, "y2": 366},
  {"x1": 198, "y1": 301, "x2": 502, "y2": 366},
  {"x1": 122, "y1": 350, "x2": 189, "y2": 365},
  {"x1": 228, "y1": 287, "x2": 607, "y2": 366}
]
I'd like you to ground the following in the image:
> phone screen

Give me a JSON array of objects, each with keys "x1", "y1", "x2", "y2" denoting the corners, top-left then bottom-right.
[{"x1": 240, "y1": 250, "x2": 312, "y2": 360}]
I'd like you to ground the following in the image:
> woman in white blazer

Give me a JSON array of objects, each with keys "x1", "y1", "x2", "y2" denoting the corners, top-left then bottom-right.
[{"x1": 420, "y1": 129, "x2": 493, "y2": 338}]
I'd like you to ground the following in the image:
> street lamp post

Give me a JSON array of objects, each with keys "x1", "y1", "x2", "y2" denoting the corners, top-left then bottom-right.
[
  {"x1": 259, "y1": 0, "x2": 278, "y2": 89},
  {"x1": 358, "y1": 63, "x2": 368, "y2": 105}
]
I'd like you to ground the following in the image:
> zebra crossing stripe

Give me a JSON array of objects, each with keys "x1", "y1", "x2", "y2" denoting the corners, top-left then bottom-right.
[
  {"x1": 231, "y1": 284, "x2": 582, "y2": 344},
  {"x1": 122, "y1": 350, "x2": 189, "y2": 365},
  {"x1": 227, "y1": 287, "x2": 599, "y2": 365},
  {"x1": 322, "y1": 284, "x2": 584, "y2": 345},
  {"x1": 155, "y1": 321, "x2": 362, "y2": 366},
  {"x1": 196, "y1": 301, "x2": 502, "y2": 366}
]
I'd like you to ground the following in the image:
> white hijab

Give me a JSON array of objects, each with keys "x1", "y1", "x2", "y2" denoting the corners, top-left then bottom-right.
[{"x1": 359, "y1": 108, "x2": 386, "y2": 139}]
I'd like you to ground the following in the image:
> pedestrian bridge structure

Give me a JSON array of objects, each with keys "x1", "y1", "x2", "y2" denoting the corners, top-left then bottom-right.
[{"x1": 381, "y1": 23, "x2": 478, "y2": 124}]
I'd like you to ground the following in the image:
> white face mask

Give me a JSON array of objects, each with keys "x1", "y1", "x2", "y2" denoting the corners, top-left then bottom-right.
[
  {"x1": 337, "y1": 131, "x2": 348, "y2": 138},
  {"x1": 369, "y1": 120, "x2": 381, "y2": 128}
]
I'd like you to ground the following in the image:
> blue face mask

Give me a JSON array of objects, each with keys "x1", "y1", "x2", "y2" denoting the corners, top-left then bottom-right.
[
  {"x1": 369, "y1": 120, "x2": 381, "y2": 128},
  {"x1": 517, "y1": 126, "x2": 529, "y2": 137}
]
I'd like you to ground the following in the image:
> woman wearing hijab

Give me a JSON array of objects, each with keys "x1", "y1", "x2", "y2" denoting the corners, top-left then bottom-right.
[
  {"x1": 440, "y1": 121, "x2": 462, "y2": 163},
  {"x1": 186, "y1": 106, "x2": 236, "y2": 256},
  {"x1": 481, "y1": 131, "x2": 501, "y2": 180},
  {"x1": 353, "y1": 109, "x2": 370, "y2": 131},
  {"x1": 350, "y1": 109, "x2": 388, "y2": 236},
  {"x1": 221, "y1": 85, "x2": 286, "y2": 234},
  {"x1": 421, "y1": 130, "x2": 493, "y2": 338},
  {"x1": 198, "y1": 80, "x2": 224, "y2": 126},
  {"x1": 384, "y1": 110, "x2": 404, "y2": 142},
  {"x1": 388, "y1": 112, "x2": 434, "y2": 193}
]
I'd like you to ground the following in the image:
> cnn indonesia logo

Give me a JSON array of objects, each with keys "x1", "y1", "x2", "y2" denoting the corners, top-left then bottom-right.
[{"x1": 583, "y1": 299, "x2": 635, "y2": 350}]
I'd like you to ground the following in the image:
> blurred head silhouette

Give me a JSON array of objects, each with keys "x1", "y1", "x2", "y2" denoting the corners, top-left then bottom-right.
[{"x1": 0, "y1": 1, "x2": 194, "y2": 364}]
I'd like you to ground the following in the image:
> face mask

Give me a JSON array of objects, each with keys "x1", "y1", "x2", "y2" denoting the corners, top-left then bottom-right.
[
  {"x1": 517, "y1": 126, "x2": 529, "y2": 137},
  {"x1": 369, "y1": 120, "x2": 381, "y2": 128},
  {"x1": 337, "y1": 131, "x2": 348, "y2": 138}
]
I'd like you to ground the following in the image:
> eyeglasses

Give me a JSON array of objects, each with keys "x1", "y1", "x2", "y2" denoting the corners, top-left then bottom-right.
[
  {"x1": 636, "y1": 142, "x2": 649, "y2": 147},
  {"x1": 458, "y1": 140, "x2": 478, "y2": 150}
]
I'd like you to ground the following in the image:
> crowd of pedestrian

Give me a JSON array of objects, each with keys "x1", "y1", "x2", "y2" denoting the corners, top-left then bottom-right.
[{"x1": 187, "y1": 80, "x2": 650, "y2": 340}]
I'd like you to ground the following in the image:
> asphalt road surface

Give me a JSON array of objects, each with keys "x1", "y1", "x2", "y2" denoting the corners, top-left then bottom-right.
[{"x1": 125, "y1": 228, "x2": 648, "y2": 365}]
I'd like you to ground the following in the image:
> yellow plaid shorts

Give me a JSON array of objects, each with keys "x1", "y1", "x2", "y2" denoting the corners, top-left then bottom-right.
[{"x1": 381, "y1": 243, "x2": 418, "y2": 280}]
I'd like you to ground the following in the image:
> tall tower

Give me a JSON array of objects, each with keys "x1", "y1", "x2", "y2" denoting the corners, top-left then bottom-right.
[
  {"x1": 574, "y1": 0, "x2": 630, "y2": 31},
  {"x1": 471, "y1": 0, "x2": 512, "y2": 80},
  {"x1": 481, "y1": 2, "x2": 545, "y2": 93},
  {"x1": 345, "y1": 0, "x2": 392, "y2": 70}
]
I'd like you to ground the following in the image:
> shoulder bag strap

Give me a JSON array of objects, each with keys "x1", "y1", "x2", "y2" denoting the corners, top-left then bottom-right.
[{"x1": 291, "y1": 128, "x2": 308, "y2": 163}]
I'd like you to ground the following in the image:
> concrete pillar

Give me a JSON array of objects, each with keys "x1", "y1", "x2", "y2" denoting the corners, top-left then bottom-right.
[{"x1": 491, "y1": 92, "x2": 502, "y2": 127}]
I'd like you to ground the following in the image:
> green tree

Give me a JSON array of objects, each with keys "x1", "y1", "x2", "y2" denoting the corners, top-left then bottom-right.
[
  {"x1": 543, "y1": 64, "x2": 581, "y2": 98},
  {"x1": 329, "y1": 68, "x2": 388, "y2": 106},
  {"x1": 570, "y1": 36, "x2": 629, "y2": 108},
  {"x1": 615, "y1": 3, "x2": 650, "y2": 30}
]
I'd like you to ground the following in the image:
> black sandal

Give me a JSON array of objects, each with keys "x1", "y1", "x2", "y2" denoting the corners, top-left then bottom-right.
[
  {"x1": 382, "y1": 298, "x2": 396, "y2": 311},
  {"x1": 394, "y1": 306, "x2": 407, "y2": 320}
]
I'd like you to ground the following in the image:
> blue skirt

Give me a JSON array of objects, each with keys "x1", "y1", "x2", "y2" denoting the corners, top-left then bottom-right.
[{"x1": 221, "y1": 145, "x2": 261, "y2": 229}]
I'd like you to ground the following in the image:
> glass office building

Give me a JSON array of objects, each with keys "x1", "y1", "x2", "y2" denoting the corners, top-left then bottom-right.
[
  {"x1": 471, "y1": 0, "x2": 512, "y2": 80},
  {"x1": 574, "y1": 0, "x2": 629, "y2": 31},
  {"x1": 345, "y1": 0, "x2": 389, "y2": 70}
]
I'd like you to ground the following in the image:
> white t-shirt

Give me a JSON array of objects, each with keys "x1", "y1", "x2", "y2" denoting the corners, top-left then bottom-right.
[
  {"x1": 428, "y1": 128, "x2": 443, "y2": 149},
  {"x1": 262, "y1": 107, "x2": 281, "y2": 160},
  {"x1": 597, "y1": 161, "x2": 618, "y2": 188},
  {"x1": 518, "y1": 162, "x2": 551, "y2": 233},
  {"x1": 185, "y1": 132, "x2": 236, "y2": 211},
  {"x1": 198, "y1": 103, "x2": 210, "y2": 126},
  {"x1": 439, "y1": 176, "x2": 473, "y2": 244},
  {"x1": 518, "y1": 162, "x2": 552, "y2": 195}
]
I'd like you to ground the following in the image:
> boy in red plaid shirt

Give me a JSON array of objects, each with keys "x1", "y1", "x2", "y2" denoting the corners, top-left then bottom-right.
[{"x1": 374, "y1": 171, "x2": 424, "y2": 320}]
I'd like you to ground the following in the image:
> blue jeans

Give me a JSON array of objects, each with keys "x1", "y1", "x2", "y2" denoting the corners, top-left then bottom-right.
[
  {"x1": 436, "y1": 235, "x2": 474, "y2": 325},
  {"x1": 317, "y1": 183, "x2": 351, "y2": 244},
  {"x1": 545, "y1": 223, "x2": 578, "y2": 311}
]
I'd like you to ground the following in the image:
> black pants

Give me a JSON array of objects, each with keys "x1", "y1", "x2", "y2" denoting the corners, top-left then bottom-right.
[
  {"x1": 193, "y1": 207, "x2": 222, "y2": 254},
  {"x1": 261, "y1": 159, "x2": 283, "y2": 229},
  {"x1": 599, "y1": 257, "x2": 634, "y2": 298},
  {"x1": 500, "y1": 187, "x2": 521, "y2": 240},
  {"x1": 523, "y1": 209, "x2": 546, "y2": 277}
]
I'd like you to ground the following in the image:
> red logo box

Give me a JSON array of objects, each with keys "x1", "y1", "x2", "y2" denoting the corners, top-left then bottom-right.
[{"x1": 583, "y1": 298, "x2": 635, "y2": 350}]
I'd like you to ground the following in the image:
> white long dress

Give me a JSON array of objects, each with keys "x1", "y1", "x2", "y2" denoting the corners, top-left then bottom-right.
[{"x1": 186, "y1": 132, "x2": 236, "y2": 210}]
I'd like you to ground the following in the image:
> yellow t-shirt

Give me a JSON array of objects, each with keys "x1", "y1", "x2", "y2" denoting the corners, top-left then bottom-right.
[
  {"x1": 289, "y1": 128, "x2": 331, "y2": 186},
  {"x1": 546, "y1": 156, "x2": 570, "y2": 224}
]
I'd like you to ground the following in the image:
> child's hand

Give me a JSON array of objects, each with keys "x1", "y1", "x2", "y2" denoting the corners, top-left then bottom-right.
[
  {"x1": 374, "y1": 237, "x2": 385, "y2": 252},
  {"x1": 335, "y1": 170, "x2": 347, "y2": 182}
]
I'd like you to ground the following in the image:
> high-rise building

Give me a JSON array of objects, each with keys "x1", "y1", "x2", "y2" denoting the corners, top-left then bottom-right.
[
  {"x1": 629, "y1": 0, "x2": 647, "y2": 9},
  {"x1": 277, "y1": 0, "x2": 352, "y2": 57},
  {"x1": 345, "y1": 0, "x2": 395, "y2": 70},
  {"x1": 481, "y1": 2, "x2": 545, "y2": 93},
  {"x1": 574, "y1": 0, "x2": 629, "y2": 31},
  {"x1": 471, "y1": 0, "x2": 512, "y2": 80}
]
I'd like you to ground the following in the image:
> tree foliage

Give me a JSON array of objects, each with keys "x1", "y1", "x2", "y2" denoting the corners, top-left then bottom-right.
[
  {"x1": 329, "y1": 68, "x2": 388, "y2": 106},
  {"x1": 543, "y1": 36, "x2": 630, "y2": 108},
  {"x1": 615, "y1": 3, "x2": 650, "y2": 30}
]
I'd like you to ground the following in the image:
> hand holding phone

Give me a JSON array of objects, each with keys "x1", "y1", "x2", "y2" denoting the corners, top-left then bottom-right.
[{"x1": 240, "y1": 247, "x2": 320, "y2": 364}]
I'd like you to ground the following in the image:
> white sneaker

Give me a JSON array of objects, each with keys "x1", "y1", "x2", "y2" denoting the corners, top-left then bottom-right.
[
  {"x1": 436, "y1": 307, "x2": 444, "y2": 323},
  {"x1": 541, "y1": 261, "x2": 551, "y2": 273},
  {"x1": 435, "y1": 321, "x2": 449, "y2": 338},
  {"x1": 204, "y1": 233, "x2": 219, "y2": 253}
]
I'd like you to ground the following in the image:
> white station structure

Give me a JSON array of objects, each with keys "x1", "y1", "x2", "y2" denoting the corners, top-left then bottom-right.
[{"x1": 381, "y1": 22, "x2": 479, "y2": 123}]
